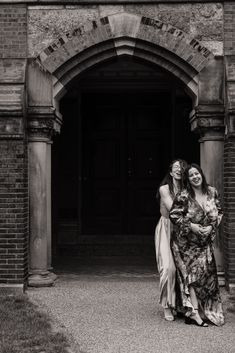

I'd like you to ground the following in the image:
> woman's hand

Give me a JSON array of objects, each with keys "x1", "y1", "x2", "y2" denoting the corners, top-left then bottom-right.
[
  {"x1": 190, "y1": 223, "x2": 201, "y2": 235},
  {"x1": 190, "y1": 223, "x2": 212, "y2": 236},
  {"x1": 199, "y1": 225, "x2": 212, "y2": 236}
]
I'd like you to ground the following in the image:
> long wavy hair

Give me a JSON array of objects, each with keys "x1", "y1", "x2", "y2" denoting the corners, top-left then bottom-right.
[
  {"x1": 184, "y1": 163, "x2": 209, "y2": 198},
  {"x1": 156, "y1": 159, "x2": 188, "y2": 201}
]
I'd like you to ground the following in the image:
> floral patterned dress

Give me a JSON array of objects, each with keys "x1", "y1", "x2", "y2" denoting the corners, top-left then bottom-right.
[{"x1": 169, "y1": 186, "x2": 224, "y2": 326}]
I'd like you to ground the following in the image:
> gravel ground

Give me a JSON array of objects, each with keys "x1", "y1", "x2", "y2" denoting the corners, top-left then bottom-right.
[{"x1": 27, "y1": 260, "x2": 235, "y2": 353}]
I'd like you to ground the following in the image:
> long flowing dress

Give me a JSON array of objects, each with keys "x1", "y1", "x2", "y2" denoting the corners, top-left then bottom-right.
[
  {"x1": 169, "y1": 186, "x2": 224, "y2": 326},
  {"x1": 155, "y1": 199, "x2": 176, "y2": 309}
]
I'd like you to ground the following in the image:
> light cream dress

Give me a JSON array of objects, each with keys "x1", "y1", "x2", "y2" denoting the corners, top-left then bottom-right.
[{"x1": 155, "y1": 199, "x2": 176, "y2": 308}]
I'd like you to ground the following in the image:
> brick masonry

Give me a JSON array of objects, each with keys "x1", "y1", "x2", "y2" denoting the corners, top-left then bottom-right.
[
  {"x1": 224, "y1": 2, "x2": 235, "y2": 56},
  {"x1": 0, "y1": 5, "x2": 26, "y2": 114},
  {"x1": 223, "y1": 140, "x2": 235, "y2": 285},
  {"x1": 0, "y1": 140, "x2": 28, "y2": 286},
  {"x1": 224, "y1": 2, "x2": 235, "y2": 286},
  {"x1": 0, "y1": 3, "x2": 28, "y2": 288},
  {"x1": 0, "y1": 5, "x2": 27, "y2": 59}
]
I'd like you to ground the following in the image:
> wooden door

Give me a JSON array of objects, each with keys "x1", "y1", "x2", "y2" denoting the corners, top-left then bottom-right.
[
  {"x1": 82, "y1": 92, "x2": 171, "y2": 235},
  {"x1": 127, "y1": 95, "x2": 171, "y2": 234}
]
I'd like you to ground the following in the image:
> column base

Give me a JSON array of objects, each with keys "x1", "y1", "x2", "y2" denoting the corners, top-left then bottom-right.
[
  {"x1": 47, "y1": 271, "x2": 58, "y2": 282},
  {"x1": 28, "y1": 272, "x2": 55, "y2": 287}
]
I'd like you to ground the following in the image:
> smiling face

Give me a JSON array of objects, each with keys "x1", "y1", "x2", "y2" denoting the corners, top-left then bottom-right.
[
  {"x1": 188, "y1": 167, "x2": 202, "y2": 188},
  {"x1": 170, "y1": 161, "x2": 182, "y2": 181}
]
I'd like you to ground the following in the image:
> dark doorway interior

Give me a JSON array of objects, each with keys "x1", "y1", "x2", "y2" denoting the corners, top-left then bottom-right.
[
  {"x1": 52, "y1": 58, "x2": 199, "y2": 265},
  {"x1": 82, "y1": 92, "x2": 171, "y2": 236}
]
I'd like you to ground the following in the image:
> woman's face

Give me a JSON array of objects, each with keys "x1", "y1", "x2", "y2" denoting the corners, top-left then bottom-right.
[
  {"x1": 170, "y1": 161, "x2": 182, "y2": 181},
  {"x1": 188, "y1": 167, "x2": 202, "y2": 188}
]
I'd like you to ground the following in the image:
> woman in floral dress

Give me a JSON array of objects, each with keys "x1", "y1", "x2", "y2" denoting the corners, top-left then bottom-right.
[{"x1": 169, "y1": 164, "x2": 224, "y2": 327}]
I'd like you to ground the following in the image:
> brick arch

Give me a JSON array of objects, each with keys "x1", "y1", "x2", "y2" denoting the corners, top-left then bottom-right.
[{"x1": 36, "y1": 12, "x2": 213, "y2": 100}]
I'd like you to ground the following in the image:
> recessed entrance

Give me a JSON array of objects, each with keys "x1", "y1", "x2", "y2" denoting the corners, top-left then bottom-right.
[
  {"x1": 52, "y1": 58, "x2": 199, "y2": 261},
  {"x1": 82, "y1": 91, "x2": 171, "y2": 236}
]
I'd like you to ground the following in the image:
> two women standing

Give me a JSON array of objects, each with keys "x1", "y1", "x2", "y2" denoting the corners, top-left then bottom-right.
[{"x1": 155, "y1": 162, "x2": 225, "y2": 326}]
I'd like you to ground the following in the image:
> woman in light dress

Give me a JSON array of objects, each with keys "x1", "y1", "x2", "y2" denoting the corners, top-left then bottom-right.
[
  {"x1": 169, "y1": 164, "x2": 224, "y2": 327},
  {"x1": 155, "y1": 159, "x2": 187, "y2": 321}
]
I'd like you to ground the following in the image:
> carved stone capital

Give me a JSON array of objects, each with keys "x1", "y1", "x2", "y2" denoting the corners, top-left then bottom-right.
[
  {"x1": 190, "y1": 104, "x2": 225, "y2": 141},
  {"x1": 27, "y1": 106, "x2": 62, "y2": 142}
]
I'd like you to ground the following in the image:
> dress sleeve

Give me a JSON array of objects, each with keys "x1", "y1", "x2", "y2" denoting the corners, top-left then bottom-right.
[
  {"x1": 209, "y1": 187, "x2": 223, "y2": 241},
  {"x1": 214, "y1": 188, "x2": 223, "y2": 226},
  {"x1": 169, "y1": 191, "x2": 191, "y2": 236}
]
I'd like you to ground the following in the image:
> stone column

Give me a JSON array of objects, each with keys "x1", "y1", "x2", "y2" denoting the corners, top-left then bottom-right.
[
  {"x1": 200, "y1": 129, "x2": 224, "y2": 282},
  {"x1": 28, "y1": 137, "x2": 54, "y2": 286},
  {"x1": 47, "y1": 141, "x2": 57, "y2": 280},
  {"x1": 190, "y1": 106, "x2": 225, "y2": 284},
  {"x1": 47, "y1": 142, "x2": 52, "y2": 269},
  {"x1": 27, "y1": 110, "x2": 60, "y2": 287}
]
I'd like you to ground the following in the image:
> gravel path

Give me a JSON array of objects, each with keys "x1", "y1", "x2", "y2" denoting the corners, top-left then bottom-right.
[{"x1": 27, "y1": 269, "x2": 235, "y2": 353}]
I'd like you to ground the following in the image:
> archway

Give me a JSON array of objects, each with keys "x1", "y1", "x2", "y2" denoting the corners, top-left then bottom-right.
[
  {"x1": 27, "y1": 12, "x2": 224, "y2": 286},
  {"x1": 51, "y1": 56, "x2": 199, "y2": 272}
]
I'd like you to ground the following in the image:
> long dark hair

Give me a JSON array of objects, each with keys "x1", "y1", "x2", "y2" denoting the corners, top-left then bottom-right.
[
  {"x1": 184, "y1": 163, "x2": 209, "y2": 198},
  {"x1": 156, "y1": 159, "x2": 188, "y2": 201}
]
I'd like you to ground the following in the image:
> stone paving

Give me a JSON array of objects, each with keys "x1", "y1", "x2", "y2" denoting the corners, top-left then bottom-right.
[{"x1": 27, "y1": 257, "x2": 235, "y2": 353}]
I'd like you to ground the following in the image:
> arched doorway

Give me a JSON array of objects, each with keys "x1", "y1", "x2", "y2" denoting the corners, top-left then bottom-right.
[
  {"x1": 51, "y1": 57, "x2": 199, "y2": 269},
  {"x1": 27, "y1": 12, "x2": 225, "y2": 285}
]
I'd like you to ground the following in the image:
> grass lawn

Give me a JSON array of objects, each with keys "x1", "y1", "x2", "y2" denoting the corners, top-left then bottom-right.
[{"x1": 0, "y1": 295, "x2": 71, "y2": 353}]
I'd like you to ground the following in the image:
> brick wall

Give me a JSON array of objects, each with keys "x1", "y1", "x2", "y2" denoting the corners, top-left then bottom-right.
[
  {"x1": 223, "y1": 139, "x2": 235, "y2": 285},
  {"x1": 0, "y1": 5, "x2": 27, "y2": 58},
  {"x1": 224, "y1": 2, "x2": 235, "y2": 287},
  {"x1": 224, "y1": 2, "x2": 235, "y2": 56},
  {"x1": 0, "y1": 3, "x2": 28, "y2": 289},
  {"x1": 0, "y1": 140, "x2": 28, "y2": 286}
]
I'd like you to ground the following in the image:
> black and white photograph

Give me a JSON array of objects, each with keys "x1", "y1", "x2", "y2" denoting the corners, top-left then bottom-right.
[{"x1": 0, "y1": 1, "x2": 235, "y2": 352}]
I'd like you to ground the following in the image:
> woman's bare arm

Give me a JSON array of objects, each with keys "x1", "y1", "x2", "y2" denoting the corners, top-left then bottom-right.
[{"x1": 159, "y1": 185, "x2": 173, "y2": 211}]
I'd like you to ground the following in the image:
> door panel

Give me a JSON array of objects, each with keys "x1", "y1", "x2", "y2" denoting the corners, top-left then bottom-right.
[
  {"x1": 82, "y1": 102, "x2": 126, "y2": 234},
  {"x1": 82, "y1": 92, "x2": 171, "y2": 235},
  {"x1": 127, "y1": 102, "x2": 171, "y2": 234}
]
